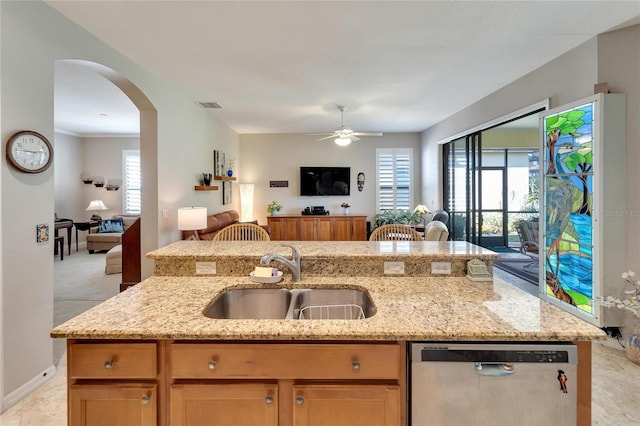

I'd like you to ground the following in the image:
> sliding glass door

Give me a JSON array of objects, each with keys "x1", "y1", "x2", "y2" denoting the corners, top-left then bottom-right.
[{"x1": 443, "y1": 113, "x2": 540, "y2": 249}]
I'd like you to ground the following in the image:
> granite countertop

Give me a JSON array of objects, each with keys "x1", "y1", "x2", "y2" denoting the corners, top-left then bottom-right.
[
  {"x1": 148, "y1": 240, "x2": 501, "y2": 278},
  {"x1": 50, "y1": 275, "x2": 605, "y2": 342},
  {"x1": 147, "y1": 240, "x2": 500, "y2": 260}
]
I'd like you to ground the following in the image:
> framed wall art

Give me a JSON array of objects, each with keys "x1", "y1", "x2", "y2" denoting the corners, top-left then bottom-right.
[{"x1": 222, "y1": 181, "x2": 232, "y2": 205}]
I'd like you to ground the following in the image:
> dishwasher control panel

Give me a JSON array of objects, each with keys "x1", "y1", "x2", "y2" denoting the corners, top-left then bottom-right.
[{"x1": 412, "y1": 343, "x2": 577, "y2": 364}]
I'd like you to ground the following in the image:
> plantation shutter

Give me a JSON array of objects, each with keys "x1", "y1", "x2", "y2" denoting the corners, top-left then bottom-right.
[
  {"x1": 376, "y1": 148, "x2": 413, "y2": 211},
  {"x1": 123, "y1": 150, "x2": 141, "y2": 215}
]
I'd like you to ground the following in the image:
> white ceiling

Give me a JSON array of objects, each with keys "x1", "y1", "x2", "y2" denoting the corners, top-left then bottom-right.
[{"x1": 48, "y1": 0, "x2": 640, "y2": 137}]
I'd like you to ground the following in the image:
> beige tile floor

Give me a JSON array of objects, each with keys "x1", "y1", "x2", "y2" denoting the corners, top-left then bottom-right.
[{"x1": 2, "y1": 252, "x2": 639, "y2": 425}]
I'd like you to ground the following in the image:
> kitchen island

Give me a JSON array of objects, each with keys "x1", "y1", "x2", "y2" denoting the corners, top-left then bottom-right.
[{"x1": 51, "y1": 241, "x2": 604, "y2": 426}]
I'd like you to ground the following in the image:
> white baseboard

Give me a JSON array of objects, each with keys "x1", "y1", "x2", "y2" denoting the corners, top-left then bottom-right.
[{"x1": 1, "y1": 365, "x2": 56, "y2": 413}]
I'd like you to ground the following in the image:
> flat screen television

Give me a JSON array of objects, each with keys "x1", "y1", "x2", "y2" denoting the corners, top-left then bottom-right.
[{"x1": 300, "y1": 166, "x2": 350, "y2": 196}]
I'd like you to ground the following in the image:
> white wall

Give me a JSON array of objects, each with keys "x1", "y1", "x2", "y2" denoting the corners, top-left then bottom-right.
[
  {"x1": 0, "y1": 1, "x2": 238, "y2": 410},
  {"x1": 54, "y1": 133, "x2": 84, "y2": 221},
  {"x1": 82, "y1": 137, "x2": 139, "y2": 221},
  {"x1": 240, "y1": 133, "x2": 422, "y2": 225},
  {"x1": 421, "y1": 37, "x2": 599, "y2": 208}
]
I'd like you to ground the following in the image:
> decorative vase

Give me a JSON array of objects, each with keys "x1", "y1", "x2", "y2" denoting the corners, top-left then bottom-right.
[
  {"x1": 343, "y1": 208, "x2": 349, "y2": 215},
  {"x1": 227, "y1": 169, "x2": 233, "y2": 177},
  {"x1": 270, "y1": 210, "x2": 277, "y2": 216},
  {"x1": 626, "y1": 323, "x2": 640, "y2": 365},
  {"x1": 202, "y1": 173, "x2": 212, "y2": 186}
]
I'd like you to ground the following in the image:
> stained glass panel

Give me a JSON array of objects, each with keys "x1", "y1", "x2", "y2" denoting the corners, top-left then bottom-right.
[{"x1": 542, "y1": 101, "x2": 595, "y2": 316}]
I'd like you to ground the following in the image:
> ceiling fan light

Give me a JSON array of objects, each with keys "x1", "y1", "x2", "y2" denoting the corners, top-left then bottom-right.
[{"x1": 334, "y1": 137, "x2": 351, "y2": 147}]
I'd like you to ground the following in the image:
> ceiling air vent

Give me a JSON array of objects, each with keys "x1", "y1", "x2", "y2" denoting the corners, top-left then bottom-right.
[{"x1": 198, "y1": 102, "x2": 222, "y2": 109}]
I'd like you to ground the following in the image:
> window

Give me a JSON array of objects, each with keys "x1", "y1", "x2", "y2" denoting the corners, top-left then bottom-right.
[
  {"x1": 376, "y1": 148, "x2": 413, "y2": 211},
  {"x1": 123, "y1": 150, "x2": 141, "y2": 215}
]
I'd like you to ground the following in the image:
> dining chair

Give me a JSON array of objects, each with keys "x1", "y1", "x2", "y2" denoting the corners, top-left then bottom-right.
[
  {"x1": 212, "y1": 223, "x2": 271, "y2": 241},
  {"x1": 369, "y1": 224, "x2": 424, "y2": 241}
]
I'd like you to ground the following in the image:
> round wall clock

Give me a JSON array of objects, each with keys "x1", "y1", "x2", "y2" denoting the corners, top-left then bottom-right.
[{"x1": 6, "y1": 130, "x2": 53, "y2": 173}]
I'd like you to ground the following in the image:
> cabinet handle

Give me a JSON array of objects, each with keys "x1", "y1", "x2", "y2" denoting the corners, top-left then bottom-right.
[
  {"x1": 352, "y1": 360, "x2": 360, "y2": 370},
  {"x1": 141, "y1": 394, "x2": 151, "y2": 405},
  {"x1": 265, "y1": 395, "x2": 274, "y2": 404},
  {"x1": 208, "y1": 360, "x2": 217, "y2": 370},
  {"x1": 104, "y1": 360, "x2": 114, "y2": 369},
  {"x1": 296, "y1": 395, "x2": 304, "y2": 405}
]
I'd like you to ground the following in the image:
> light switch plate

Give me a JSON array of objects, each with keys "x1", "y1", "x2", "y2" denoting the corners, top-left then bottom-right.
[
  {"x1": 384, "y1": 261, "x2": 405, "y2": 275},
  {"x1": 431, "y1": 261, "x2": 452, "y2": 275},
  {"x1": 196, "y1": 261, "x2": 216, "y2": 275}
]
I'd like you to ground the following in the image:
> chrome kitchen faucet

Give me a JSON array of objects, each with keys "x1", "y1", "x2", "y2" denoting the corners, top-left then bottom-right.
[{"x1": 260, "y1": 244, "x2": 301, "y2": 282}]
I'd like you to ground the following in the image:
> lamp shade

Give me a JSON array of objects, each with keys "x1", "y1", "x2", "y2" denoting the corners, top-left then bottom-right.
[
  {"x1": 240, "y1": 183, "x2": 255, "y2": 222},
  {"x1": 413, "y1": 204, "x2": 431, "y2": 215},
  {"x1": 86, "y1": 199, "x2": 108, "y2": 211},
  {"x1": 178, "y1": 207, "x2": 207, "y2": 231}
]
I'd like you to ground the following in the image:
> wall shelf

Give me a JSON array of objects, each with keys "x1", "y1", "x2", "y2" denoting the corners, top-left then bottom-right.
[
  {"x1": 214, "y1": 176, "x2": 236, "y2": 181},
  {"x1": 194, "y1": 185, "x2": 219, "y2": 191}
]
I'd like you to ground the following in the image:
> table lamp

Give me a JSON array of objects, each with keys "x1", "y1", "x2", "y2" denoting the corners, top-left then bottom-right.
[
  {"x1": 86, "y1": 199, "x2": 108, "y2": 220},
  {"x1": 413, "y1": 204, "x2": 431, "y2": 229},
  {"x1": 178, "y1": 207, "x2": 207, "y2": 240}
]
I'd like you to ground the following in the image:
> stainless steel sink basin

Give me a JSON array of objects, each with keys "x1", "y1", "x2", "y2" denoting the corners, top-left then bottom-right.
[
  {"x1": 292, "y1": 289, "x2": 375, "y2": 320},
  {"x1": 203, "y1": 288, "x2": 292, "y2": 319}
]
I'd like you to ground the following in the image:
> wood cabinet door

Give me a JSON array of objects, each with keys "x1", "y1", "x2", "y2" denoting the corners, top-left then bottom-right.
[
  {"x1": 267, "y1": 217, "x2": 284, "y2": 240},
  {"x1": 170, "y1": 383, "x2": 278, "y2": 426},
  {"x1": 316, "y1": 217, "x2": 332, "y2": 241},
  {"x1": 331, "y1": 217, "x2": 351, "y2": 241},
  {"x1": 69, "y1": 384, "x2": 156, "y2": 426},
  {"x1": 351, "y1": 217, "x2": 367, "y2": 241},
  {"x1": 300, "y1": 218, "x2": 316, "y2": 240},
  {"x1": 292, "y1": 384, "x2": 400, "y2": 426},
  {"x1": 282, "y1": 218, "x2": 301, "y2": 240}
]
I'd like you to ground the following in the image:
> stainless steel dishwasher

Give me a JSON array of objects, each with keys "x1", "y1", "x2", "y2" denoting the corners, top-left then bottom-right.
[{"x1": 410, "y1": 343, "x2": 577, "y2": 426}]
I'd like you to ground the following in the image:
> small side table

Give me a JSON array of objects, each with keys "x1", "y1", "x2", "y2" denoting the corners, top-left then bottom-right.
[{"x1": 74, "y1": 220, "x2": 99, "y2": 252}]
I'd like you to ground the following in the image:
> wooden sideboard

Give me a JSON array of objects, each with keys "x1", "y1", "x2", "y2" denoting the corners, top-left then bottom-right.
[{"x1": 267, "y1": 215, "x2": 367, "y2": 241}]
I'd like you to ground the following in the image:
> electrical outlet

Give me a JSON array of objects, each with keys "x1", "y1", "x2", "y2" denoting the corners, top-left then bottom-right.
[
  {"x1": 431, "y1": 261, "x2": 452, "y2": 275},
  {"x1": 162, "y1": 209, "x2": 169, "y2": 218},
  {"x1": 196, "y1": 261, "x2": 216, "y2": 275},
  {"x1": 384, "y1": 261, "x2": 405, "y2": 275}
]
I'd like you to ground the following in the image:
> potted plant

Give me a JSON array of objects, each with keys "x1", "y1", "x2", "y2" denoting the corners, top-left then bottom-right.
[{"x1": 267, "y1": 200, "x2": 282, "y2": 216}]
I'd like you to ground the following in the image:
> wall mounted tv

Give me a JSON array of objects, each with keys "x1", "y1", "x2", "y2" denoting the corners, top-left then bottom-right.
[{"x1": 300, "y1": 166, "x2": 350, "y2": 196}]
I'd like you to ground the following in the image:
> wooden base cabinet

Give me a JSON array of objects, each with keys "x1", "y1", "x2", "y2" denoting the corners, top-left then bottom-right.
[
  {"x1": 70, "y1": 384, "x2": 157, "y2": 426},
  {"x1": 170, "y1": 383, "x2": 278, "y2": 426},
  {"x1": 293, "y1": 384, "x2": 400, "y2": 426},
  {"x1": 66, "y1": 340, "x2": 405, "y2": 426},
  {"x1": 268, "y1": 215, "x2": 367, "y2": 241},
  {"x1": 67, "y1": 341, "x2": 161, "y2": 426},
  {"x1": 168, "y1": 342, "x2": 404, "y2": 426}
]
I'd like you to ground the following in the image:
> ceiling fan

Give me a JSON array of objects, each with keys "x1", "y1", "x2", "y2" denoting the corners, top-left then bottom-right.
[{"x1": 310, "y1": 105, "x2": 383, "y2": 146}]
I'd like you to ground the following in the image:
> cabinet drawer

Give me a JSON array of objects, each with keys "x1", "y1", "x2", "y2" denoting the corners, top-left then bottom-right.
[
  {"x1": 69, "y1": 343, "x2": 157, "y2": 379},
  {"x1": 170, "y1": 343, "x2": 400, "y2": 380}
]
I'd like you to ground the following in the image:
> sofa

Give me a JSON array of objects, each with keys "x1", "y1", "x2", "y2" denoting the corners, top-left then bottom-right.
[
  {"x1": 181, "y1": 209, "x2": 270, "y2": 240},
  {"x1": 86, "y1": 214, "x2": 140, "y2": 253}
]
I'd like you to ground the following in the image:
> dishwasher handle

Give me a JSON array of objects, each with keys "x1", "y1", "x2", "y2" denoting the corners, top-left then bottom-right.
[{"x1": 474, "y1": 362, "x2": 517, "y2": 376}]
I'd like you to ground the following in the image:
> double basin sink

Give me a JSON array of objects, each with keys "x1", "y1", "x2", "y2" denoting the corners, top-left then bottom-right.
[{"x1": 204, "y1": 288, "x2": 375, "y2": 320}]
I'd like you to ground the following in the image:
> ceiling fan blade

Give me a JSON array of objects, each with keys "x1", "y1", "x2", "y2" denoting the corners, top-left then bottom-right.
[
  {"x1": 315, "y1": 135, "x2": 337, "y2": 141},
  {"x1": 348, "y1": 135, "x2": 361, "y2": 142},
  {"x1": 352, "y1": 132, "x2": 383, "y2": 137}
]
